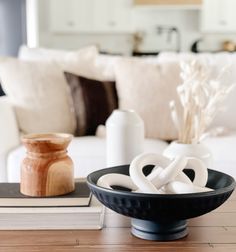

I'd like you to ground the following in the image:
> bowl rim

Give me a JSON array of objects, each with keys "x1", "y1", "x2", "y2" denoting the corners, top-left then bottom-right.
[{"x1": 87, "y1": 165, "x2": 236, "y2": 199}]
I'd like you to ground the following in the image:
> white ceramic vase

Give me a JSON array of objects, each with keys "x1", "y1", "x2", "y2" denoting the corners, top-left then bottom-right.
[
  {"x1": 106, "y1": 109, "x2": 144, "y2": 167},
  {"x1": 163, "y1": 141, "x2": 212, "y2": 168}
]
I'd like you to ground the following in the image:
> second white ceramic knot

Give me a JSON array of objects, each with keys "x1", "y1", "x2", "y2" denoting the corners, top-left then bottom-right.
[
  {"x1": 130, "y1": 153, "x2": 210, "y2": 193},
  {"x1": 130, "y1": 153, "x2": 187, "y2": 193}
]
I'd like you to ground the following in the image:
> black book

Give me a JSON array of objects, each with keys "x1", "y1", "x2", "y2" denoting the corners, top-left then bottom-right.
[{"x1": 0, "y1": 179, "x2": 91, "y2": 207}]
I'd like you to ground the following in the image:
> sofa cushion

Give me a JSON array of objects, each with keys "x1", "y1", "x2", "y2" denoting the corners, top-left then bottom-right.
[
  {"x1": 64, "y1": 72, "x2": 118, "y2": 136},
  {"x1": 93, "y1": 53, "x2": 121, "y2": 80},
  {"x1": 0, "y1": 58, "x2": 76, "y2": 134},
  {"x1": 7, "y1": 136, "x2": 169, "y2": 182},
  {"x1": 114, "y1": 58, "x2": 181, "y2": 140},
  {"x1": 0, "y1": 97, "x2": 20, "y2": 182},
  {"x1": 158, "y1": 52, "x2": 236, "y2": 131},
  {"x1": 18, "y1": 45, "x2": 94, "y2": 61},
  {"x1": 18, "y1": 45, "x2": 115, "y2": 81},
  {"x1": 93, "y1": 53, "x2": 160, "y2": 81}
]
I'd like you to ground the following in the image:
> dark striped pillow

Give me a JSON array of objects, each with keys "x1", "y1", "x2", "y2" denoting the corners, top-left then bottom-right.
[
  {"x1": 64, "y1": 72, "x2": 118, "y2": 136},
  {"x1": 0, "y1": 84, "x2": 5, "y2": 96}
]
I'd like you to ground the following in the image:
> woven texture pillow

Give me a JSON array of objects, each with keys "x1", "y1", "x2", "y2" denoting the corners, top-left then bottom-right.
[
  {"x1": 114, "y1": 58, "x2": 181, "y2": 140},
  {"x1": 64, "y1": 72, "x2": 118, "y2": 136},
  {"x1": 159, "y1": 51, "x2": 236, "y2": 131},
  {"x1": 19, "y1": 45, "x2": 115, "y2": 81},
  {"x1": 0, "y1": 58, "x2": 76, "y2": 134}
]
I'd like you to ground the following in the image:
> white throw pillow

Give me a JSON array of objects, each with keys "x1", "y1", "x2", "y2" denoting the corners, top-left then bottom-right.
[
  {"x1": 93, "y1": 54, "x2": 160, "y2": 81},
  {"x1": 158, "y1": 52, "x2": 236, "y2": 131},
  {"x1": 93, "y1": 54, "x2": 121, "y2": 81},
  {"x1": 114, "y1": 58, "x2": 182, "y2": 140},
  {"x1": 18, "y1": 45, "x2": 115, "y2": 81},
  {"x1": 0, "y1": 57, "x2": 76, "y2": 134}
]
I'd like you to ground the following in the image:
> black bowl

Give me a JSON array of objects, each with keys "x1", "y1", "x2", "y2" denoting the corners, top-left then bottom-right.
[{"x1": 87, "y1": 165, "x2": 235, "y2": 241}]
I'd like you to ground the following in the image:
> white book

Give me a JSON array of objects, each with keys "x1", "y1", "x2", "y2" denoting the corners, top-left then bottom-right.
[
  {"x1": 104, "y1": 207, "x2": 131, "y2": 228},
  {"x1": 0, "y1": 197, "x2": 105, "y2": 230}
]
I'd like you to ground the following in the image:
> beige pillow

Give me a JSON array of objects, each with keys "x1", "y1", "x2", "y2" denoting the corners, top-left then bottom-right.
[
  {"x1": 93, "y1": 54, "x2": 121, "y2": 81},
  {"x1": 18, "y1": 45, "x2": 115, "y2": 81},
  {"x1": 159, "y1": 52, "x2": 236, "y2": 131},
  {"x1": 115, "y1": 58, "x2": 181, "y2": 140},
  {"x1": 0, "y1": 58, "x2": 76, "y2": 134},
  {"x1": 93, "y1": 54, "x2": 161, "y2": 81}
]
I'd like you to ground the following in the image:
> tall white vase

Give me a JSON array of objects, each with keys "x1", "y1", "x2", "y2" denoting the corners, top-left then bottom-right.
[
  {"x1": 106, "y1": 109, "x2": 144, "y2": 167},
  {"x1": 163, "y1": 141, "x2": 212, "y2": 168}
]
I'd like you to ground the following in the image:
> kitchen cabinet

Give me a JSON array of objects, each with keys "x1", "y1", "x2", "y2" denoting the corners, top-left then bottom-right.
[
  {"x1": 49, "y1": 0, "x2": 92, "y2": 33},
  {"x1": 201, "y1": 0, "x2": 236, "y2": 32},
  {"x1": 49, "y1": 0, "x2": 133, "y2": 33},
  {"x1": 92, "y1": 0, "x2": 133, "y2": 33}
]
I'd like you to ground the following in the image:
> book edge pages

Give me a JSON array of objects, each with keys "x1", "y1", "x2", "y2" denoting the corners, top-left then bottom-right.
[
  {"x1": 0, "y1": 197, "x2": 102, "y2": 213},
  {"x1": 0, "y1": 199, "x2": 105, "y2": 230}
]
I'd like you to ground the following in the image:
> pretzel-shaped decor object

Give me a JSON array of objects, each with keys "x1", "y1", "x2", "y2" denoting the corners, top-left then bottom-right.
[
  {"x1": 97, "y1": 153, "x2": 213, "y2": 194},
  {"x1": 97, "y1": 174, "x2": 138, "y2": 191}
]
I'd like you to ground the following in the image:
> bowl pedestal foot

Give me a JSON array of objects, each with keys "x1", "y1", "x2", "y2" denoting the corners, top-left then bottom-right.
[{"x1": 131, "y1": 218, "x2": 188, "y2": 241}]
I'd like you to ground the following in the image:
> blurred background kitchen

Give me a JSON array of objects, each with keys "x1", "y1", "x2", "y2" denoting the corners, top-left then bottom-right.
[{"x1": 1, "y1": 0, "x2": 236, "y2": 56}]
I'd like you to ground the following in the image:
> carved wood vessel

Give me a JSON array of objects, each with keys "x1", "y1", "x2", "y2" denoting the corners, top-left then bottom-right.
[{"x1": 20, "y1": 133, "x2": 75, "y2": 197}]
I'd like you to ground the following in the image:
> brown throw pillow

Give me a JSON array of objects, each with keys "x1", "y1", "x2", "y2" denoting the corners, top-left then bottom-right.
[
  {"x1": 64, "y1": 72, "x2": 118, "y2": 136},
  {"x1": 0, "y1": 84, "x2": 5, "y2": 96}
]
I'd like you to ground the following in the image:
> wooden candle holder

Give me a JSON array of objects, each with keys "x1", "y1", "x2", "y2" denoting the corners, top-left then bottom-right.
[{"x1": 20, "y1": 133, "x2": 75, "y2": 197}]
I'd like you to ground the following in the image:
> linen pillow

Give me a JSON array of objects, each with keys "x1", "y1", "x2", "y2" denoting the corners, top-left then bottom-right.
[
  {"x1": 0, "y1": 58, "x2": 76, "y2": 134},
  {"x1": 18, "y1": 45, "x2": 115, "y2": 81},
  {"x1": 158, "y1": 52, "x2": 236, "y2": 131},
  {"x1": 93, "y1": 54, "x2": 161, "y2": 81},
  {"x1": 64, "y1": 72, "x2": 118, "y2": 136},
  {"x1": 114, "y1": 58, "x2": 182, "y2": 140},
  {"x1": 93, "y1": 53, "x2": 121, "y2": 81}
]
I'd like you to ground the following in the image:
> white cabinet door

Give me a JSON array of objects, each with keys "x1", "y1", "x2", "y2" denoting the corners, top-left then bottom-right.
[
  {"x1": 50, "y1": 0, "x2": 133, "y2": 33},
  {"x1": 92, "y1": 0, "x2": 110, "y2": 32},
  {"x1": 201, "y1": 0, "x2": 236, "y2": 32},
  {"x1": 111, "y1": 0, "x2": 133, "y2": 32},
  {"x1": 76, "y1": 0, "x2": 93, "y2": 32},
  {"x1": 92, "y1": 0, "x2": 133, "y2": 33},
  {"x1": 223, "y1": 0, "x2": 236, "y2": 31},
  {"x1": 49, "y1": 0, "x2": 92, "y2": 33}
]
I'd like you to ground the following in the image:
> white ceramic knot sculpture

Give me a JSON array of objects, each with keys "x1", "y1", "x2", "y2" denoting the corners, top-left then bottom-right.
[{"x1": 97, "y1": 153, "x2": 213, "y2": 194}]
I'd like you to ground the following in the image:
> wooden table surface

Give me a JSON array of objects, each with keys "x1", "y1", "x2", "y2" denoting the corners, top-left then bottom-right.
[{"x1": 0, "y1": 191, "x2": 235, "y2": 252}]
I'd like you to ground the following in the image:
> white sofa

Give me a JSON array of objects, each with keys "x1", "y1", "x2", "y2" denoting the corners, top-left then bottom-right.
[
  {"x1": 0, "y1": 95, "x2": 236, "y2": 182},
  {"x1": 1, "y1": 49, "x2": 236, "y2": 182},
  {"x1": 0, "y1": 96, "x2": 169, "y2": 182}
]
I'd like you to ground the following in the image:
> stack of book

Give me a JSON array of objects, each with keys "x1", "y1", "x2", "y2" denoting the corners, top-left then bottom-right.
[
  {"x1": 0, "y1": 179, "x2": 104, "y2": 230},
  {"x1": 104, "y1": 207, "x2": 131, "y2": 228}
]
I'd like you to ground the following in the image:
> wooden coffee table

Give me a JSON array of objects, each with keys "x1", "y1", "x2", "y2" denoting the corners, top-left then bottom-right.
[{"x1": 0, "y1": 191, "x2": 235, "y2": 252}]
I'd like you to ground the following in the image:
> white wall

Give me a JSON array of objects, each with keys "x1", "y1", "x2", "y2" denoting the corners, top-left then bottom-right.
[{"x1": 36, "y1": 0, "x2": 236, "y2": 54}]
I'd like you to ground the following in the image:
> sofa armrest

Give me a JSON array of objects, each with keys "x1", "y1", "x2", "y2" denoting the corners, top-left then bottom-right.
[{"x1": 0, "y1": 96, "x2": 20, "y2": 181}]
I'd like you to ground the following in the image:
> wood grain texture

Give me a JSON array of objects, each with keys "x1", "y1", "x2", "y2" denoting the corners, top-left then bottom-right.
[
  {"x1": 0, "y1": 246, "x2": 235, "y2": 252},
  {"x1": 0, "y1": 191, "x2": 234, "y2": 251},
  {"x1": 189, "y1": 212, "x2": 236, "y2": 226},
  {"x1": 20, "y1": 133, "x2": 74, "y2": 197}
]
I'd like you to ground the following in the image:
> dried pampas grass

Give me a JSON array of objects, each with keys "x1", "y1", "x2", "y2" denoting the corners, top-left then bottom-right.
[{"x1": 170, "y1": 60, "x2": 235, "y2": 144}]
